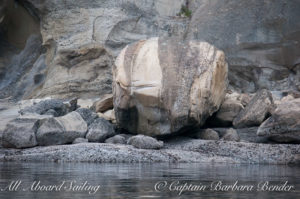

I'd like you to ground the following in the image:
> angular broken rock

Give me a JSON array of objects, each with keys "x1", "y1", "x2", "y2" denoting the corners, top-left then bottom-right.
[
  {"x1": 2, "y1": 118, "x2": 39, "y2": 149},
  {"x1": 113, "y1": 37, "x2": 228, "y2": 136},
  {"x1": 92, "y1": 94, "x2": 113, "y2": 113},
  {"x1": 233, "y1": 89, "x2": 274, "y2": 128},
  {"x1": 257, "y1": 98, "x2": 300, "y2": 143},
  {"x1": 86, "y1": 118, "x2": 115, "y2": 142},
  {"x1": 208, "y1": 92, "x2": 245, "y2": 127},
  {"x1": 36, "y1": 112, "x2": 88, "y2": 146},
  {"x1": 127, "y1": 135, "x2": 164, "y2": 150}
]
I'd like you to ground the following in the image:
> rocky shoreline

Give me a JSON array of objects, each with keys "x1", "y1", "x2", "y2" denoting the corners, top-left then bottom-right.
[
  {"x1": 1, "y1": 138, "x2": 299, "y2": 164},
  {"x1": 0, "y1": 93, "x2": 299, "y2": 165},
  {"x1": 0, "y1": 0, "x2": 299, "y2": 166}
]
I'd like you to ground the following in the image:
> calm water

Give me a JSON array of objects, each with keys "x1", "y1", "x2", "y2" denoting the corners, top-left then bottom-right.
[{"x1": 0, "y1": 162, "x2": 299, "y2": 199}]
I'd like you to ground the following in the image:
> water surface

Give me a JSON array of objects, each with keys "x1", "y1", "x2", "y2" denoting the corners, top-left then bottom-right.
[{"x1": 0, "y1": 162, "x2": 299, "y2": 199}]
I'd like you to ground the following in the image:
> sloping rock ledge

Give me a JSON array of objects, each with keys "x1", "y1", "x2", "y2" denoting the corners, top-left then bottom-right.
[{"x1": 0, "y1": 138, "x2": 299, "y2": 165}]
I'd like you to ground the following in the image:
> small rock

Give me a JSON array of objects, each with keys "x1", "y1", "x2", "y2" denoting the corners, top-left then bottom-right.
[
  {"x1": 37, "y1": 112, "x2": 88, "y2": 146},
  {"x1": 73, "y1": 138, "x2": 89, "y2": 144},
  {"x1": 127, "y1": 135, "x2": 164, "y2": 149},
  {"x1": 193, "y1": 129, "x2": 219, "y2": 140},
  {"x1": 103, "y1": 109, "x2": 116, "y2": 123},
  {"x1": 86, "y1": 118, "x2": 115, "y2": 142},
  {"x1": 233, "y1": 89, "x2": 274, "y2": 128},
  {"x1": 75, "y1": 108, "x2": 98, "y2": 126},
  {"x1": 2, "y1": 118, "x2": 39, "y2": 149},
  {"x1": 222, "y1": 128, "x2": 240, "y2": 142},
  {"x1": 105, "y1": 135, "x2": 126, "y2": 144},
  {"x1": 92, "y1": 94, "x2": 113, "y2": 113}
]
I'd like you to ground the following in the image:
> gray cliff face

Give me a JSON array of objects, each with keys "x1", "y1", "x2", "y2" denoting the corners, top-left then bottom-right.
[
  {"x1": 187, "y1": 0, "x2": 300, "y2": 92},
  {"x1": 0, "y1": 0, "x2": 300, "y2": 99}
]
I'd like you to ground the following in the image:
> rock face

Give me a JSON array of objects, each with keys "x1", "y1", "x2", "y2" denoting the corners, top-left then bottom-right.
[
  {"x1": 233, "y1": 90, "x2": 274, "y2": 128},
  {"x1": 2, "y1": 118, "x2": 38, "y2": 149},
  {"x1": 0, "y1": 0, "x2": 187, "y2": 100},
  {"x1": 1, "y1": 0, "x2": 300, "y2": 100},
  {"x1": 86, "y1": 118, "x2": 115, "y2": 142},
  {"x1": 257, "y1": 99, "x2": 300, "y2": 143},
  {"x1": 37, "y1": 112, "x2": 87, "y2": 146},
  {"x1": 188, "y1": 0, "x2": 300, "y2": 92},
  {"x1": 114, "y1": 37, "x2": 228, "y2": 136},
  {"x1": 32, "y1": 44, "x2": 114, "y2": 99},
  {"x1": 127, "y1": 135, "x2": 164, "y2": 150}
]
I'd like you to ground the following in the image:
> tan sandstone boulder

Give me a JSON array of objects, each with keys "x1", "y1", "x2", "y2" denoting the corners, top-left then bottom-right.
[{"x1": 113, "y1": 37, "x2": 228, "y2": 136}]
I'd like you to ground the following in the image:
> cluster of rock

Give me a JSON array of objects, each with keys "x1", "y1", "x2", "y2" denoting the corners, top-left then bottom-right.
[
  {"x1": 199, "y1": 89, "x2": 300, "y2": 144},
  {"x1": 2, "y1": 98, "x2": 163, "y2": 150},
  {"x1": 112, "y1": 37, "x2": 300, "y2": 144},
  {"x1": 2, "y1": 36, "x2": 299, "y2": 152}
]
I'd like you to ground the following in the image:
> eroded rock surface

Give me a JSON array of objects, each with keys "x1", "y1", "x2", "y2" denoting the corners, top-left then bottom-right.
[{"x1": 114, "y1": 37, "x2": 228, "y2": 136}]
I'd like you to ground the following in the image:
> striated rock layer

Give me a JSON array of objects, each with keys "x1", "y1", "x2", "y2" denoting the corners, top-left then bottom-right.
[{"x1": 113, "y1": 37, "x2": 228, "y2": 136}]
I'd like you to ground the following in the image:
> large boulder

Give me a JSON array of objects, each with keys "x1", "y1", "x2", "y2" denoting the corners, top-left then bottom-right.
[
  {"x1": 257, "y1": 98, "x2": 300, "y2": 143},
  {"x1": 187, "y1": 0, "x2": 300, "y2": 92},
  {"x1": 36, "y1": 112, "x2": 87, "y2": 146},
  {"x1": 113, "y1": 37, "x2": 228, "y2": 136},
  {"x1": 233, "y1": 90, "x2": 274, "y2": 128},
  {"x1": 2, "y1": 118, "x2": 39, "y2": 149},
  {"x1": 86, "y1": 118, "x2": 115, "y2": 142}
]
